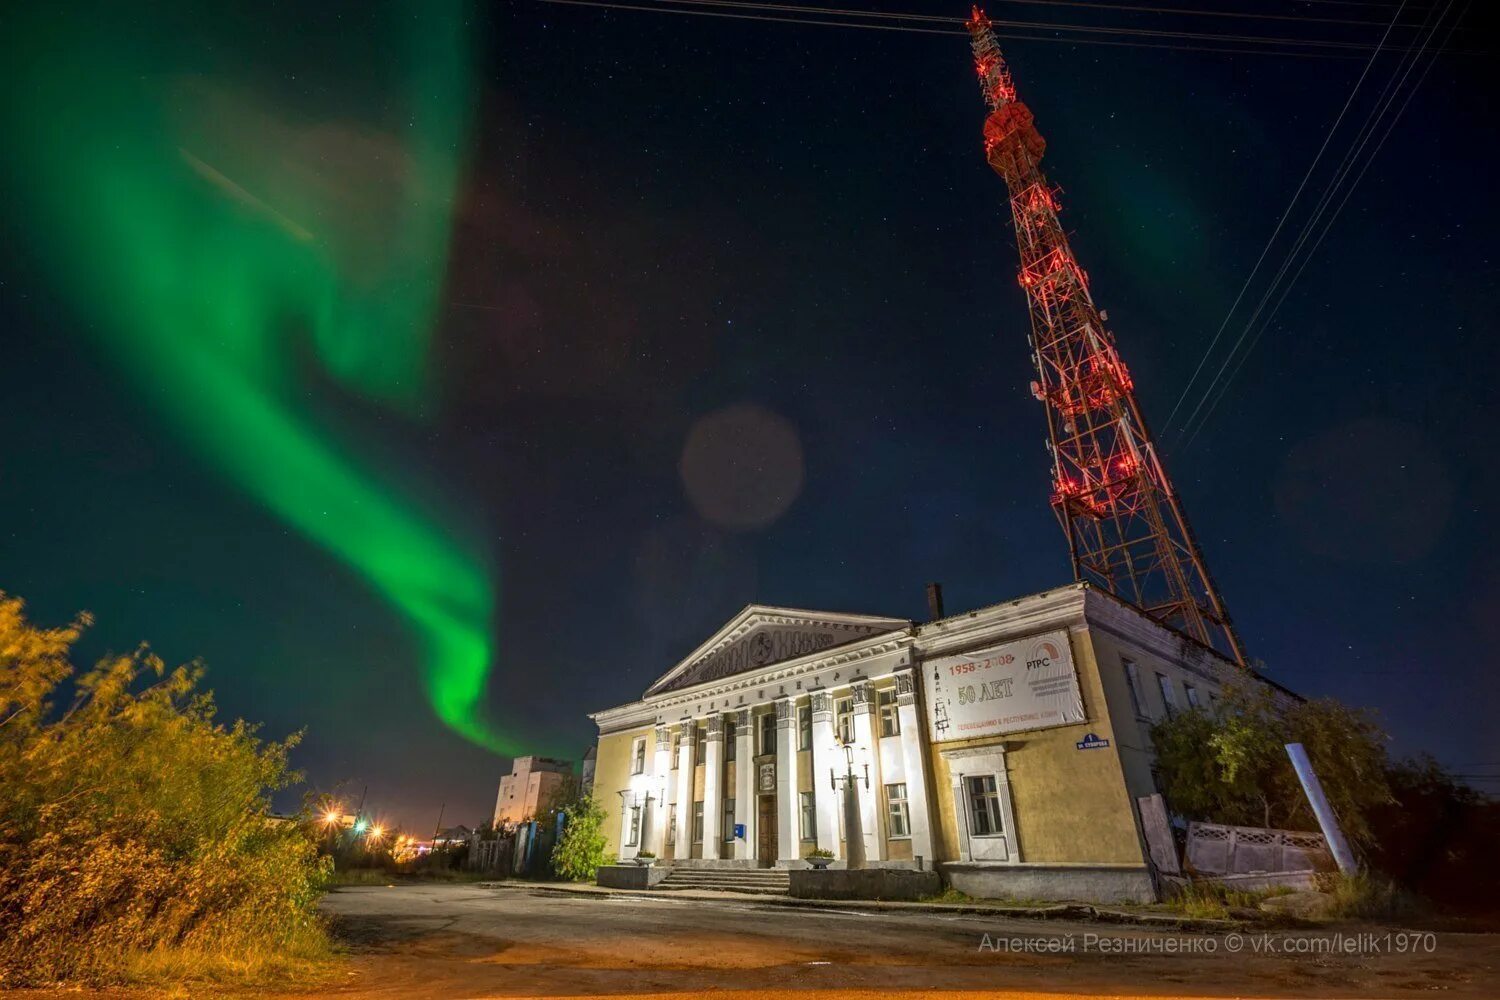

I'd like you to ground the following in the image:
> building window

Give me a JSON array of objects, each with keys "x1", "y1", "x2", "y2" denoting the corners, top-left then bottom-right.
[
  {"x1": 630, "y1": 737, "x2": 646, "y2": 775},
  {"x1": 1156, "y1": 672, "x2": 1177, "y2": 717},
  {"x1": 878, "y1": 689, "x2": 900, "y2": 738},
  {"x1": 725, "y1": 719, "x2": 737, "y2": 761},
  {"x1": 666, "y1": 804, "x2": 677, "y2": 845},
  {"x1": 692, "y1": 801, "x2": 704, "y2": 843},
  {"x1": 1184, "y1": 683, "x2": 1200, "y2": 709},
  {"x1": 760, "y1": 711, "x2": 776, "y2": 755},
  {"x1": 835, "y1": 697, "x2": 854, "y2": 745},
  {"x1": 1123, "y1": 658, "x2": 1147, "y2": 718},
  {"x1": 722, "y1": 798, "x2": 736, "y2": 841},
  {"x1": 799, "y1": 791, "x2": 817, "y2": 841},
  {"x1": 886, "y1": 782, "x2": 910, "y2": 838},
  {"x1": 671, "y1": 732, "x2": 681, "y2": 768},
  {"x1": 798, "y1": 704, "x2": 812, "y2": 750},
  {"x1": 966, "y1": 775, "x2": 1005, "y2": 837},
  {"x1": 626, "y1": 805, "x2": 641, "y2": 846}
]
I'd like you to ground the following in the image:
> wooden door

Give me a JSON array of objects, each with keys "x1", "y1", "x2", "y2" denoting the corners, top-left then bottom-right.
[{"x1": 757, "y1": 795, "x2": 776, "y2": 867}]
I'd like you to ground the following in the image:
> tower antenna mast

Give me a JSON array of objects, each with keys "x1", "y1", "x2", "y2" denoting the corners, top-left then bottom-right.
[{"x1": 965, "y1": 6, "x2": 1247, "y2": 665}]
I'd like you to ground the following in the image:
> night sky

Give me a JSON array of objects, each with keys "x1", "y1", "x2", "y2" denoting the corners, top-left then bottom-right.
[{"x1": 2, "y1": 2, "x2": 1495, "y2": 831}]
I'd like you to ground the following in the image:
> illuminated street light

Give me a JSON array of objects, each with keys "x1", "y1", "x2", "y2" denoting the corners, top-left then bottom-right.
[{"x1": 368, "y1": 825, "x2": 385, "y2": 841}]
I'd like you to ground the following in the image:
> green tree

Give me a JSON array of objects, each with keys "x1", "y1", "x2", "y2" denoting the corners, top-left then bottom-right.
[
  {"x1": 0, "y1": 592, "x2": 332, "y2": 985},
  {"x1": 1151, "y1": 679, "x2": 1392, "y2": 846},
  {"x1": 550, "y1": 790, "x2": 608, "y2": 883}
]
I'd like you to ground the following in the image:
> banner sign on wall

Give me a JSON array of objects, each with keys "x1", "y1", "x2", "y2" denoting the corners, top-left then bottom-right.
[{"x1": 925, "y1": 630, "x2": 1085, "y2": 743}]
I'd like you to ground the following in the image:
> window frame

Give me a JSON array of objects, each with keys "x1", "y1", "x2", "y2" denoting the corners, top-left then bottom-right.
[
  {"x1": 722, "y1": 798, "x2": 736, "y2": 841},
  {"x1": 1184, "y1": 683, "x2": 1201, "y2": 709},
  {"x1": 878, "y1": 688, "x2": 900, "y2": 738},
  {"x1": 1122, "y1": 658, "x2": 1148, "y2": 718},
  {"x1": 626, "y1": 804, "x2": 641, "y2": 846},
  {"x1": 630, "y1": 736, "x2": 647, "y2": 775},
  {"x1": 885, "y1": 782, "x2": 910, "y2": 839},
  {"x1": 799, "y1": 790, "x2": 817, "y2": 842},
  {"x1": 671, "y1": 732, "x2": 682, "y2": 768},
  {"x1": 666, "y1": 803, "x2": 677, "y2": 845},
  {"x1": 835, "y1": 696, "x2": 854, "y2": 745},
  {"x1": 759, "y1": 712, "x2": 776, "y2": 756},
  {"x1": 691, "y1": 800, "x2": 704, "y2": 844},
  {"x1": 724, "y1": 718, "x2": 736, "y2": 761},
  {"x1": 798, "y1": 704, "x2": 813, "y2": 750},
  {"x1": 1156, "y1": 672, "x2": 1177, "y2": 717},
  {"x1": 965, "y1": 774, "x2": 1005, "y2": 838}
]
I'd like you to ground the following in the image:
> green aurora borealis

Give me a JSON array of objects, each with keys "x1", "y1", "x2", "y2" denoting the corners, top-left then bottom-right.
[{"x1": 3, "y1": 3, "x2": 517, "y2": 754}]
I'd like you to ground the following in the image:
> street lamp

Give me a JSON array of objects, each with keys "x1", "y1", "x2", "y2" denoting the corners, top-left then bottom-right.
[{"x1": 829, "y1": 741, "x2": 869, "y2": 870}]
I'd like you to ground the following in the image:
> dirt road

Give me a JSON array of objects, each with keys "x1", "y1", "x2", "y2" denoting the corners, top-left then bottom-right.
[{"x1": 291, "y1": 883, "x2": 1495, "y2": 999}]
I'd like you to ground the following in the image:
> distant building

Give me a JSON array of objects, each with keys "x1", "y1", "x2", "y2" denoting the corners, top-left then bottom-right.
[{"x1": 493, "y1": 755, "x2": 574, "y2": 826}]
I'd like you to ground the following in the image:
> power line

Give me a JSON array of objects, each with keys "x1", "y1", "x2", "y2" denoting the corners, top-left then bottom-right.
[
  {"x1": 642, "y1": 0, "x2": 1468, "y2": 52},
  {"x1": 535, "y1": 0, "x2": 1474, "y2": 56},
  {"x1": 1159, "y1": 0, "x2": 1412, "y2": 437},
  {"x1": 1173, "y1": 0, "x2": 1462, "y2": 451}
]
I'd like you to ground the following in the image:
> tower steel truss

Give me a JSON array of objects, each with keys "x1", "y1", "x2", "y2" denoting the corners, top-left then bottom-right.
[{"x1": 965, "y1": 6, "x2": 1246, "y2": 665}]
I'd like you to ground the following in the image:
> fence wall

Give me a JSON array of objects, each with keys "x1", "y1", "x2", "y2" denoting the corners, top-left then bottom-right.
[{"x1": 1184, "y1": 821, "x2": 1332, "y2": 875}]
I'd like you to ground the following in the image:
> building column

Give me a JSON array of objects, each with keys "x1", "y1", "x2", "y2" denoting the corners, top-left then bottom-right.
[
  {"x1": 733, "y1": 709, "x2": 754, "y2": 860},
  {"x1": 775, "y1": 697, "x2": 799, "y2": 862},
  {"x1": 809, "y1": 690, "x2": 840, "y2": 855},
  {"x1": 851, "y1": 679, "x2": 886, "y2": 861},
  {"x1": 701, "y1": 715, "x2": 724, "y2": 858},
  {"x1": 894, "y1": 669, "x2": 934, "y2": 864},
  {"x1": 674, "y1": 719, "x2": 696, "y2": 853},
  {"x1": 650, "y1": 724, "x2": 672, "y2": 856}
]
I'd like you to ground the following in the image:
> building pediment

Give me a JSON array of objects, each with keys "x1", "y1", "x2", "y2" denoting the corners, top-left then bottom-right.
[{"x1": 646, "y1": 605, "x2": 909, "y2": 696}]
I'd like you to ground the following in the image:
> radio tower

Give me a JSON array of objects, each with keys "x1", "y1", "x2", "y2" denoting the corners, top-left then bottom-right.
[{"x1": 965, "y1": 7, "x2": 1246, "y2": 665}]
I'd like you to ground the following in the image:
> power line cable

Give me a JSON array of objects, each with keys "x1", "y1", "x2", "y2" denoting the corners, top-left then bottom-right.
[
  {"x1": 1174, "y1": 0, "x2": 1461, "y2": 451},
  {"x1": 1159, "y1": 0, "x2": 1411, "y2": 436}
]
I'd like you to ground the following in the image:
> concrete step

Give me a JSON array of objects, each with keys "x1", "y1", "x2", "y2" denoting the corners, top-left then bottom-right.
[{"x1": 657, "y1": 867, "x2": 790, "y2": 895}]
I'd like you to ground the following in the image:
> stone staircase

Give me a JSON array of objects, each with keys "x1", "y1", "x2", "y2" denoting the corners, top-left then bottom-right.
[{"x1": 656, "y1": 865, "x2": 791, "y2": 896}]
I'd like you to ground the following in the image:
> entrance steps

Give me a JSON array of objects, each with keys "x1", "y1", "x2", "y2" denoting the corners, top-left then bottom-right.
[{"x1": 657, "y1": 865, "x2": 790, "y2": 895}]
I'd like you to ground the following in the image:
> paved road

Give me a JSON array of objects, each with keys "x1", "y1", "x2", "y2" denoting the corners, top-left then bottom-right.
[{"x1": 310, "y1": 883, "x2": 1495, "y2": 998}]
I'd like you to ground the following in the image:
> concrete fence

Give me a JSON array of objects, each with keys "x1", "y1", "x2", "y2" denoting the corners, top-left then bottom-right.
[{"x1": 1184, "y1": 821, "x2": 1332, "y2": 875}]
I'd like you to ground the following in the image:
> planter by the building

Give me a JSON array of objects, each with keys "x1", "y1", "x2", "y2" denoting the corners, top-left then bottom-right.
[
  {"x1": 596, "y1": 863, "x2": 669, "y2": 890},
  {"x1": 789, "y1": 867, "x2": 941, "y2": 901}
]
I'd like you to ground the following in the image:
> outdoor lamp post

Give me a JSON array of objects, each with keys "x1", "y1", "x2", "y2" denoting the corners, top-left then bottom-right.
[{"x1": 829, "y1": 741, "x2": 869, "y2": 870}]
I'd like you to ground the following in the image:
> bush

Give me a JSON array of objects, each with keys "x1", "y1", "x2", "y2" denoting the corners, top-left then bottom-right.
[
  {"x1": 0, "y1": 593, "x2": 333, "y2": 985},
  {"x1": 550, "y1": 795, "x2": 607, "y2": 882}
]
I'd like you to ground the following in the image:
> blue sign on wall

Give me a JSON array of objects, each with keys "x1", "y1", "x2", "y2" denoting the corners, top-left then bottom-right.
[
  {"x1": 1076, "y1": 732, "x2": 1111, "y2": 750},
  {"x1": 733, "y1": 823, "x2": 746, "y2": 840}
]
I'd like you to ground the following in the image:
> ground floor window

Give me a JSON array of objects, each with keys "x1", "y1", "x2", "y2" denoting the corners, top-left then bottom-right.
[
  {"x1": 692, "y1": 801, "x2": 704, "y2": 843},
  {"x1": 722, "y1": 798, "x2": 736, "y2": 841},
  {"x1": 799, "y1": 791, "x2": 817, "y2": 841},
  {"x1": 966, "y1": 775, "x2": 1004, "y2": 837},
  {"x1": 626, "y1": 805, "x2": 641, "y2": 846},
  {"x1": 885, "y1": 782, "x2": 910, "y2": 838},
  {"x1": 667, "y1": 804, "x2": 677, "y2": 845}
]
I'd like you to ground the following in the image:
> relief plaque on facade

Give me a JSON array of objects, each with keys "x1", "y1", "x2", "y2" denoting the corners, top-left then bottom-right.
[
  {"x1": 757, "y1": 760, "x2": 776, "y2": 794},
  {"x1": 652, "y1": 619, "x2": 888, "y2": 694}
]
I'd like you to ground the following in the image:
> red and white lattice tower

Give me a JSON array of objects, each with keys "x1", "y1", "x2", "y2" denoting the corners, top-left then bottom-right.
[{"x1": 965, "y1": 7, "x2": 1246, "y2": 665}]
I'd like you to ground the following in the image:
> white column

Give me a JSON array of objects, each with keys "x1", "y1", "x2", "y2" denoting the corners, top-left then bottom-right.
[
  {"x1": 650, "y1": 724, "x2": 672, "y2": 856},
  {"x1": 894, "y1": 669, "x2": 934, "y2": 864},
  {"x1": 775, "y1": 697, "x2": 799, "y2": 862},
  {"x1": 851, "y1": 680, "x2": 886, "y2": 861},
  {"x1": 674, "y1": 719, "x2": 695, "y2": 853},
  {"x1": 733, "y1": 709, "x2": 754, "y2": 860},
  {"x1": 809, "y1": 690, "x2": 840, "y2": 855},
  {"x1": 701, "y1": 715, "x2": 724, "y2": 858}
]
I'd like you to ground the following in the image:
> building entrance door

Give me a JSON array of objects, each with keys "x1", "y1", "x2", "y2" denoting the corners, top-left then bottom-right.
[{"x1": 757, "y1": 795, "x2": 776, "y2": 867}]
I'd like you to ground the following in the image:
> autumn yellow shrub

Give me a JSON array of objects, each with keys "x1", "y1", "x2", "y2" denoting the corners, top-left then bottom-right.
[{"x1": 0, "y1": 592, "x2": 333, "y2": 985}]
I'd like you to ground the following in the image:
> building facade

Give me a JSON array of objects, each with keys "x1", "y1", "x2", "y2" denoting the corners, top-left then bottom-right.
[
  {"x1": 589, "y1": 583, "x2": 1270, "y2": 902},
  {"x1": 493, "y1": 755, "x2": 574, "y2": 827}
]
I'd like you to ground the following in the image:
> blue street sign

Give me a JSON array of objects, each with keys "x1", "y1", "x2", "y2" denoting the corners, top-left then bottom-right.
[
  {"x1": 1076, "y1": 732, "x2": 1110, "y2": 750},
  {"x1": 733, "y1": 823, "x2": 746, "y2": 840}
]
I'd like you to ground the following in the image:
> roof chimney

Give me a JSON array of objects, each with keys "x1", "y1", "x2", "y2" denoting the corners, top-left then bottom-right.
[{"x1": 926, "y1": 582, "x2": 945, "y2": 622}]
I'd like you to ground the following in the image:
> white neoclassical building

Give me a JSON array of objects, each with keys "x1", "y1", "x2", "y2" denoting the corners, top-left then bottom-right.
[{"x1": 589, "y1": 582, "x2": 1282, "y2": 902}]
